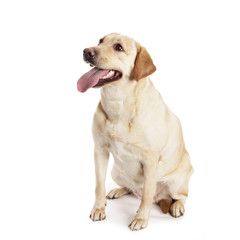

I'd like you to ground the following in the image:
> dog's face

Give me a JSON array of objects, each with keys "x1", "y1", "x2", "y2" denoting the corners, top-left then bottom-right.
[
  {"x1": 85, "y1": 33, "x2": 137, "y2": 80},
  {"x1": 77, "y1": 33, "x2": 156, "y2": 93}
]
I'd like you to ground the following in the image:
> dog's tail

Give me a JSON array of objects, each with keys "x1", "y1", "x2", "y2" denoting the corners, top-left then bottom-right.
[{"x1": 157, "y1": 199, "x2": 173, "y2": 214}]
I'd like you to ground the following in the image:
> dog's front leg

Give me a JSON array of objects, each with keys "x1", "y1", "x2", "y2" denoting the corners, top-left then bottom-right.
[
  {"x1": 129, "y1": 158, "x2": 158, "y2": 231},
  {"x1": 90, "y1": 146, "x2": 109, "y2": 221}
]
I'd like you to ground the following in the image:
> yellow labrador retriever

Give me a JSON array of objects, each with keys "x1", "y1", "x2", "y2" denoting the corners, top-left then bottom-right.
[{"x1": 77, "y1": 33, "x2": 193, "y2": 231}]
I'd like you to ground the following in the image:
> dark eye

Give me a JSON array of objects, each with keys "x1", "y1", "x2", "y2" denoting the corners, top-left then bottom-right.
[
  {"x1": 98, "y1": 38, "x2": 104, "y2": 45},
  {"x1": 114, "y1": 43, "x2": 124, "y2": 51}
]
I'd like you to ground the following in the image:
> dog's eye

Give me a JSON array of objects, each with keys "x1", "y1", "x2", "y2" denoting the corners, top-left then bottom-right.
[
  {"x1": 114, "y1": 43, "x2": 124, "y2": 51},
  {"x1": 98, "y1": 38, "x2": 104, "y2": 45}
]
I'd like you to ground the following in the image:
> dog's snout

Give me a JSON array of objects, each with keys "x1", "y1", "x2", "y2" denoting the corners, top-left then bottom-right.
[
  {"x1": 83, "y1": 48, "x2": 95, "y2": 58},
  {"x1": 83, "y1": 48, "x2": 96, "y2": 62}
]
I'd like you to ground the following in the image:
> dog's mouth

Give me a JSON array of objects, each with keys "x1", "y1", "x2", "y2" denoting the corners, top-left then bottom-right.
[{"x1": 77, "y1": 67, "x2": 122, "y2": 93}]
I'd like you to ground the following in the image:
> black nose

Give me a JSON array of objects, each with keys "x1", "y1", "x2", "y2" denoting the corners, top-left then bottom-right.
[{"x1": 83, "y1": 48, "x2": 96, "y2": 62}]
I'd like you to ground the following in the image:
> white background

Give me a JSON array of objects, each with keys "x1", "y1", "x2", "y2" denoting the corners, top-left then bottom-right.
[{"x1": 0, "y1": 0, "x2": 240, "y2": 239}]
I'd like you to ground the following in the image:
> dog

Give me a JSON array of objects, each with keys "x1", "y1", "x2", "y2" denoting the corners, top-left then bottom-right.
[{"x1": 77, "y1": 33, "x2": 193, "y2": 231}]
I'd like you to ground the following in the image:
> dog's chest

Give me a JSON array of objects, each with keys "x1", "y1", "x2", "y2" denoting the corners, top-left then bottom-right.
[
  {"x1": 105, "y1": 120, "x2": 144, "y2": 171},
  {"x1": 104, "y1": 116, "x2": 136, "y2": 145},
  {"x1": 100, "y1": 100, "x2": 146, "y2": 170},
  {"x1": 109, "y1": 137, "x2": 144, "y2": 183},
  {"x1": 109, "y1": 140, "x2": 142, "y2": 164}
]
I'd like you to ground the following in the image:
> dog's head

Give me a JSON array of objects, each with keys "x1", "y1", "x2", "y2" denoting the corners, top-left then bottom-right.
[{"x1": 77, "y1": 33, "x2": 156, "y2": 93}]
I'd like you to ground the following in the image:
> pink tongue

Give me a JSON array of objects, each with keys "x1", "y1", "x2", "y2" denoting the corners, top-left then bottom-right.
[{"x1": 77, "y1": 67, "x2": 109, "y2": 93}]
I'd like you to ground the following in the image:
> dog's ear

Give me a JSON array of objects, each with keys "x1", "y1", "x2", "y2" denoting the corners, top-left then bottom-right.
[{"x1": 133, "y1": 44, "x2": 156, "y2": 81}]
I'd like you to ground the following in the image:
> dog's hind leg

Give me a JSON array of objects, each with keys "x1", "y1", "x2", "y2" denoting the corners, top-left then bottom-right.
[
  {"x1": 107, "y1": 164, "x2": 132, "y2": 199},
  {"x1": 167, "y1": 152, "x2": 193, "y2": 218},
  {"x1": 107, "y1": 187, "x2": 131, "y2": 199}
]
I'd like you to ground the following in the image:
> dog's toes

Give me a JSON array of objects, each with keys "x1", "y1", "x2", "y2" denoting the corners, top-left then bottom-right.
[
  {"x1": 106, "y1": 187, "x2": 130, "y2": 199},
  {"x1": 128, "y1": 218, "x2": 148, "y2": 231},
  {"x1": 90, "y1": 207, "x2": 106, "y2": 222},
  {"x1": 170, "y1": 200, "x2": 185, "y2": 218}
]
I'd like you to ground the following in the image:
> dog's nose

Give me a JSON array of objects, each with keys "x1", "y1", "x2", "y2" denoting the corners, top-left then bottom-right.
[{"x1": 83, "y1": 48, "x2": 96, "y2": 59}]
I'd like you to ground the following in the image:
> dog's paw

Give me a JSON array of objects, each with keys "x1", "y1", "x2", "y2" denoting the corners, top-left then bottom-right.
[
  {"x1": 170, "y1": 201, "x2": 185, "y2": 218},
  {"x1": 128, "y1": 218, "x2": 148, "y2": 231},
  {"x1": 90, "y1": 207, "x2": 106, "y2": 222},
  {"x1": 106, "y1": 187, "x2": 130, "y2": 199}
]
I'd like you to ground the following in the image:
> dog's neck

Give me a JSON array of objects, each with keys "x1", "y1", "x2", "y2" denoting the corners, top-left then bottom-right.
[{"x1": 100, "y1": 77, "x2": 149, "y2": 122}]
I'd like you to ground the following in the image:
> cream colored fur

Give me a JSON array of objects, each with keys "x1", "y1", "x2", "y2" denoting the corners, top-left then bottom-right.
[{"x1": 87, "y1": 33, "x2": 193, "y2": 230}]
